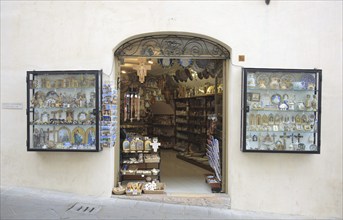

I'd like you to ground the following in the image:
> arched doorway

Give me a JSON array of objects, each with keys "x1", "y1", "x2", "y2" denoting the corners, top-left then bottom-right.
[{"x1": 113, "y1": 33, "x2": 231, "y2": 196}]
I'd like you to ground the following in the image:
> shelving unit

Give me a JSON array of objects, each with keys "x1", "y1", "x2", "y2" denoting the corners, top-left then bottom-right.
[
  {"x1": 174, "y1": 94, "x2": 218, "y2": 171},
  {"x1": 120, "y1": 149, "x2": 161, "y2": 182},
  {"x1": 241, "y1": 68, "x2": 322, "y2": 153},
  {"x1": 151, "y1": 114, "x2": 175, "y2": 149},
  {"x1": 26, "y1": 70, "x2": 102, "y2": 152},
  {"x1": 120, "y1": 122, "x2": 150, "y2": 136}
]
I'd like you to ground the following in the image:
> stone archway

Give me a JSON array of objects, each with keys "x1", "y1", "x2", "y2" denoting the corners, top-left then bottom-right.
[
  {"x1": 114, "y1": 34, "x2": 230, "y2": 59},
  {"x1": 113, "y1": 32, "x2": 231, "y2": 195}
]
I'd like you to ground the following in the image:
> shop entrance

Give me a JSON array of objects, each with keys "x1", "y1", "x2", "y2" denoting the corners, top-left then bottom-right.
[{"x1": 113, "y1": 33, "x2": 230, "y2": 196}]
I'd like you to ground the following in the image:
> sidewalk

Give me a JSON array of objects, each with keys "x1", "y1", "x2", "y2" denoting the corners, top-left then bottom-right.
[{"x1": 1, "y1": 186, "x2": 310, "y2": 219}]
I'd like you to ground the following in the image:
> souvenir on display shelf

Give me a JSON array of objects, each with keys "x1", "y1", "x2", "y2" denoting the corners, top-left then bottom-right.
[
  {"x1": 120, "y1": 133, "x2": 161, "y2": 182},
  {"x1": 100, "y1": 83, "x2": 118, "y2": 148},
  {"x1": 174, "y1": 94, "x2": 217, "y2": 171},
  {"x1": 27, "y1": 70, "x2": 102, "y2": 152},
  {"x1": 123, "y1": 91, "x2": 141, "y2": 122},
  {"x1": 241, "y1": 68, "x2": 322, "y2": 153},
  {"x1": 204, "y1": 114, "x2": 222, "y2": 193}
]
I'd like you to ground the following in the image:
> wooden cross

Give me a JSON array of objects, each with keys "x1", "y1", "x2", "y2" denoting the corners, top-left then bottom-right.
[
  {"x1": 280, "y1": 132, "x2": 291, "y2": 149},
  {"x1": 294, "y1": 133, "x2": 304, "y2": 143}
]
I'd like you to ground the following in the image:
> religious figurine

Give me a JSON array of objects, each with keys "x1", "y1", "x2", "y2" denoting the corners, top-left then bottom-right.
[
  {"x1": 258, "y1": 79, "x2": 267, "y2": 89},
  {"x1": 123, "y1": 138, "x2": 130, "y2": 151},
  {"x1": 311, "y1": 95, "x2": 318, "y2": 111},
  {"x1": 307, "y1": 82, "x2": 315, "y2": 90},
  {"x1": 33, "y1": 128, "x2": 41, "y2": 147},
  {"x1": 269, "y1": 77, "x2": 280, "y2": 89},
  {"x1": 45, "y1": 80, "x2": 51, "y2": 88},
  {"x1": 144, "y1": 137, "x2": 151, "y2": 151},
  {"x1": 305, "y1": 94, "x2": 312, "y2": 109},
  {"x1": 55, "y1": 93, "x2": 63, "y2": 108},
  {"x1": 74, "y1": 130, "x2": 83, "y2": 145},
  {"x1": 247, "y1": 74, "x2": 256, "y2": 87},
  {"x1": 136, "y1": 138, "x2": 144, "y2": 151},
  {"x1": 278, "y1": 102, "x2": 289, "y2": 111},
  {"x1": 288, "y1": 95, "x2": 295, "y2": 111},
  {"x1": 275, "y1": 140, "x2": 284, "y2": 150},
  {"x1": 66, "y1": 109, "x2": 74, "y2": 124},
  {"x1": 130, "y1": 138, "x2": 136, "y2": 151}
]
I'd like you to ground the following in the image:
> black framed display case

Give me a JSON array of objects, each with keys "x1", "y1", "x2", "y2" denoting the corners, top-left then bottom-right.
[
  {"x1": 27, "y1": 70, "x2": 102, "y2": 152},
  {"x1": 241, "y1": 68, "x2": 322, "y2": 153}
]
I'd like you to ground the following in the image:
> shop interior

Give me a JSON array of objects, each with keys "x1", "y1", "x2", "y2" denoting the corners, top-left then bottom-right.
[{"x1": 116, "y1": 57, "x2": 224, "y2": 195}]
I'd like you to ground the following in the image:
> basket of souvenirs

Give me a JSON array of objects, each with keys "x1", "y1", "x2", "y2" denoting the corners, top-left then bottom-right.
[
  {"x1": 143, "y1": 181, "x2": 166, "y2": 194},
  {"x1": 112, "y1": 182, "x2": 125, "y2": 195},
  {"x1": 126, "y1": 182, "x2": 144, "y2": 196}
]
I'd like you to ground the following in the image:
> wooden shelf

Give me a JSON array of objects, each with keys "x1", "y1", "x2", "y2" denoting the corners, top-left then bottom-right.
[
  {"x1": 176, "y1": 154, "x2": 212, "y2": 172},
  {"x1": 152, "y1": 124, "x2": 174, "y2": 127}
]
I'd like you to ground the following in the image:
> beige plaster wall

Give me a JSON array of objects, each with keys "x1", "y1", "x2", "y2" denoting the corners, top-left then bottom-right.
[{"x1": 1, "y1": 1, "x2": 342, "y2": 218}]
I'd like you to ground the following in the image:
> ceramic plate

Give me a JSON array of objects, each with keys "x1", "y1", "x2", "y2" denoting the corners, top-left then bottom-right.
[
  {"x1": 280, "y1": 74, "x2": 295, "y2": 89},
  {"x1": 256, "y1": 73, "x2": 270, "y2": 88},
  {"x1": 271, "y1": 94, "x2": 281, "y2": 105},
  {"x1": 195, "y1": 59, "x2": 209, "y2": 69},
  {"x1": 192, "y1": 61, "x2": 205, "y2": 73},
  {"x1": 301, "y1": 74, "x2": 315, "y2": 88},
  {"x1": 179, "y1": 59, "x2": 193, "y2": 68},
  {"x1": 309, "y1": 144, "x2": 317, "y2": 151},
  {"x1": 158, "y1": 58, "x2": 174, "y2": 68}
]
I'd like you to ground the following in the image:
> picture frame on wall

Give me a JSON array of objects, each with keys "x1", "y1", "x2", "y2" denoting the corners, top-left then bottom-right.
[
  {"x1": 251, "y1": 93, "x2": 260, "y2": 102},
  {"x1": 247, "y1": 93, "x2": 252, "y2": 101}
]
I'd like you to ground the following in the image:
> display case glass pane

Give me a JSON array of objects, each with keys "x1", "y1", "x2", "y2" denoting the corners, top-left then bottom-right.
[
  {"x1": 241, "y1": 68, "x2": 321, "y2": 153},
  {"x1": 27, "y1": 70, "x2": 102, "y2": 152}
]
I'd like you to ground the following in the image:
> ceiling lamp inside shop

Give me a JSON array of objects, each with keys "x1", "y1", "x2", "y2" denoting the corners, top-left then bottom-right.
[{"x1": 120, "y1": 58, "x2": 223, "y2": 84}]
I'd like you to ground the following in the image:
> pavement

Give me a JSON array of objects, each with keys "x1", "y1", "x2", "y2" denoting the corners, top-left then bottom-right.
[{"x1": 0, "y1": 186, "x2": 314, "y2": 219}]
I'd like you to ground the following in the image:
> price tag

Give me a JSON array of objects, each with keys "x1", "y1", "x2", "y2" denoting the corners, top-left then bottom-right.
[{"x1": 133, "y1": 190, "x2": 137, "y2": 195}]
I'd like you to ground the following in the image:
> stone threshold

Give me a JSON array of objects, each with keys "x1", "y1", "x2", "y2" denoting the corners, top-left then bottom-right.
[{"x1": 111, "y1": 192, "x2": 231, "y2": 209}]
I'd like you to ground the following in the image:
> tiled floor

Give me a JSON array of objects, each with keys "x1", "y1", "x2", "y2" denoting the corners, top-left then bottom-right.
[{"x1": 160, "y1": 149, "x2": 212, "y2": 194}]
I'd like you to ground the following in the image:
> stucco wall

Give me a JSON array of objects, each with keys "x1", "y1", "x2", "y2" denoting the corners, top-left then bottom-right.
[{"x1": 1, "y1": 1, "x2": 342, "y2": 218}]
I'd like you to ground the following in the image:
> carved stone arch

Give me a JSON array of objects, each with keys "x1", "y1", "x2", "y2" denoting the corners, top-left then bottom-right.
[{"x1": 114, "y1": 34, "x2": 230, "y2": 59}]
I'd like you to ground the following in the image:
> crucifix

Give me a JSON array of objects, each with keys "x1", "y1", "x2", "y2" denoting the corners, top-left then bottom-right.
[
  {"x1": 294, "y1": 133, "x2": 304, "y2": 143},
  {"x1": 133, "y1": 58, "x2": 151, "y2": 83},
  {"x1": 280, "y1": 132, "x2": 291, "y2": 150},
  {"x1": 150, "y1": 138, "x2": 161, "y2": 152},
  {"x1": 288, "y1": 133, "x2": 295, "y2": 150}
]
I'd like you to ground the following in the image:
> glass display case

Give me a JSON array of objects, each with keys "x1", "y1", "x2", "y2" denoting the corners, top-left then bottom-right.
[
  {"x1": 27, "y1": 70, "x2": 102, "y2": 152},
  {"x1": 241, "y1": 68, "x2": 322, "y2": 153}
]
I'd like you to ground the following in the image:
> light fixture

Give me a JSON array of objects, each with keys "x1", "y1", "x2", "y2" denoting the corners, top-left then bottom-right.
[
  {"x1": 121, "y1": 70, "x2": 126, "y2": 74},
  {"x1": 147, "y1": 59, "x2": 154, "y2": 64}
]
